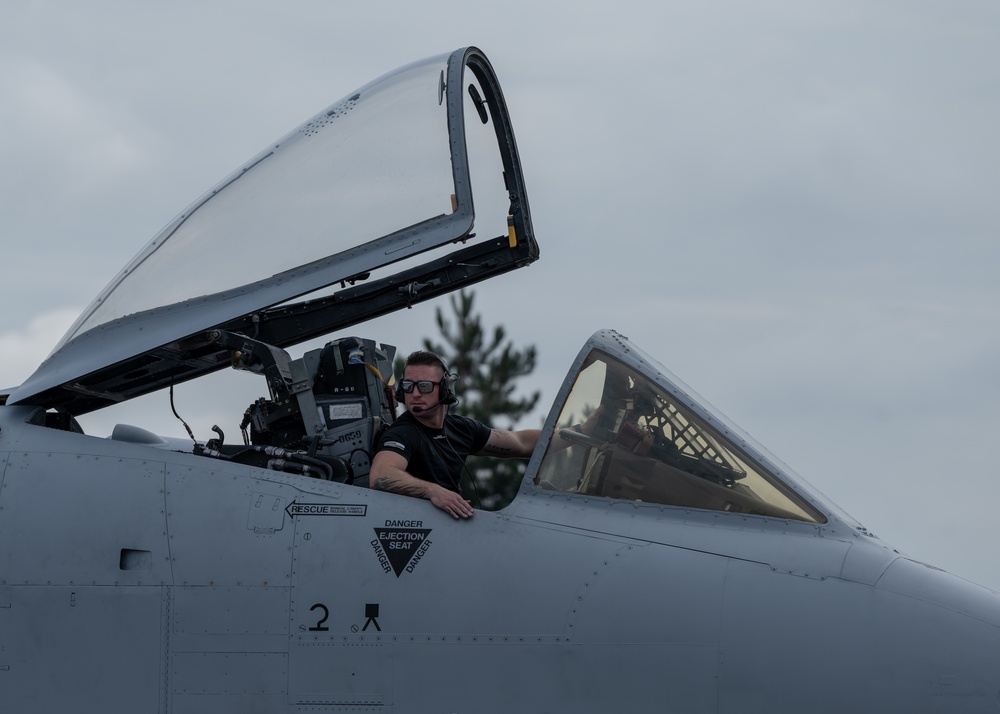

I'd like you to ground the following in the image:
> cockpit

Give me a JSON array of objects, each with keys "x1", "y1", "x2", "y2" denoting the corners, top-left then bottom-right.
[{"x1": 4, "y1": 46, "x2": 830, "y2": 525}]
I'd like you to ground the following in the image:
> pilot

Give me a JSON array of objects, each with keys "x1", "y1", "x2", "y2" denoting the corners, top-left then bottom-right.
[{"x1": 370, "y1": 350, "x2": 540, "y2": 519}]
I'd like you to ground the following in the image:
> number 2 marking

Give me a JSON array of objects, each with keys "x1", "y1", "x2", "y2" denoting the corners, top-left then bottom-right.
[{"x1": 309, "y1": 602, "x2": 330, "y2": 631}]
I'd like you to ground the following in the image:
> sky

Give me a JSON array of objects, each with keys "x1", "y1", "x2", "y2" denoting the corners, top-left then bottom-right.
[{"x1": 2, "y1": 1, "x2": 999, "y2": 590}]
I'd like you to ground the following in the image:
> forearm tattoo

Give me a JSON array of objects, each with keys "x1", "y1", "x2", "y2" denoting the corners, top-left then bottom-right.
[
  {"x1": 482, "y1": 430, "x2": 520, "y2": 457},
  {"x1": 484, "y1": 444, "x2": 516, "y2": 456},
  {"x1": 373, "y1": 477, "x2": 424, "y2": 497}
]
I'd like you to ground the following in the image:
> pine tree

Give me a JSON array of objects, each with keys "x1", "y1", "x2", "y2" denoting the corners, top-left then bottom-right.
[{"x1": 397, "y1": 289, "x2": 540, "y2": 509}]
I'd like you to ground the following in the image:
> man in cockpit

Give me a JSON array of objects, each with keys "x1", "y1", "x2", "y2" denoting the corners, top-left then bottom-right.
[{"x1": 370, "y1": 350, "x2": 540, "y2": 520}]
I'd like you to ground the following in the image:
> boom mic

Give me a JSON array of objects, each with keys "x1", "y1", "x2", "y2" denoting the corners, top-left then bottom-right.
[
  {"x1": 410, "y1": 395, "x2": 459, "y2": 413},
  {"x1": 410, "y1": 401, "x2": 439, "y2": 414}
]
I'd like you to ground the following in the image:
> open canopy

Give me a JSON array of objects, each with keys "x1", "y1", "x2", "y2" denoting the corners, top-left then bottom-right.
[{"x1": 10, "y1": 47, "x2": 537, "y2": 415}]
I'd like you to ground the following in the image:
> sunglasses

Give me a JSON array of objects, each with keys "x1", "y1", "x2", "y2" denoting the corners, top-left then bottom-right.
[{"x1": 399, "y1": 379, "x2": 438, "y2": 394}]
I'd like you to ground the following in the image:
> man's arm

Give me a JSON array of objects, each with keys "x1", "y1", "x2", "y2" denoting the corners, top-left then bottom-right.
[
  {"x1": 370, "y1": 450, "x2": 475, "y2": 520},
  {"x1": 477, "y1": 428, "x2": 541, "y2": 458}
]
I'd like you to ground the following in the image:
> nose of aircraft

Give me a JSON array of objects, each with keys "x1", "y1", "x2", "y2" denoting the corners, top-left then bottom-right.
[
  {"x1": 872, "y1": 557, "x2": 1000, "y2": 708},
  {"x1": 704, "y1": 549, "x2": 1000, "y2": 712},
  {"x1": 877, "y1": 557, "x2": 1000, "y2": 628}
]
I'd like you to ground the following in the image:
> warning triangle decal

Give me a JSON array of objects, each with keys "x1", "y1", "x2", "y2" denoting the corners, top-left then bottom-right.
[{"x1": 374, "y1": 528, "x2": 433, "y2": 577}]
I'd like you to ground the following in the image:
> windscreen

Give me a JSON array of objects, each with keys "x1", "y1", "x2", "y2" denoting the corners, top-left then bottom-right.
[
  {"x1": 57, "y1": 54, "x2": 456, "y2": 348},
  {"x1": 536, "y1": 352, "x2": 827, "y2": 524}
]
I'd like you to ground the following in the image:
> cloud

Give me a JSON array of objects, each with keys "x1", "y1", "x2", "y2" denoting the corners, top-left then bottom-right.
[
  {"x1": 0, "y1": 308, "x2": 77, "y2": 390},
  {"x1": 0, "y1": 57, "x2": 151, "y2": 203}
]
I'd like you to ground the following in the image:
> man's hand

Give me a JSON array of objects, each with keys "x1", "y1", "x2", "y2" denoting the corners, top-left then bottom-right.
[{"x1": 427, "y1": 483, "x2": 475, "y2": 519}]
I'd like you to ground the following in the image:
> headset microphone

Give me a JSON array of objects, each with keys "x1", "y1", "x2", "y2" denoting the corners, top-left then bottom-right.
[{"x1": 411, "y1": 393, "x2": 460, "y2": 414}]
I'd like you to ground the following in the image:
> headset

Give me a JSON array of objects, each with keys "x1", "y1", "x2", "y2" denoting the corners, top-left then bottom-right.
[{"x1": 394, "y1": 351, "x2": 459, "y2": 408}]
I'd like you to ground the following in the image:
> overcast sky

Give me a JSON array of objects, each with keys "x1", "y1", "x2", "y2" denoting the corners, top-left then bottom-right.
[{"x1": 2, "y1": 1, "x2": 999, "y2": 590}]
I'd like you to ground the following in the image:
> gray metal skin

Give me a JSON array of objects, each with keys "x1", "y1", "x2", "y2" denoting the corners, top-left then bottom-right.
[
  {"x1": 3, "y1": 331, "x2": 1000, "y2": 712},
  {"x1": 3, "y1": 48, "x2": 1000, "y2": 713}
]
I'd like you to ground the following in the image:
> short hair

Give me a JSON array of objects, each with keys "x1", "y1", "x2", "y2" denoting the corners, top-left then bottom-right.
[{"x1": 403, "y1": 350, "x2": 449, "y2": 374}]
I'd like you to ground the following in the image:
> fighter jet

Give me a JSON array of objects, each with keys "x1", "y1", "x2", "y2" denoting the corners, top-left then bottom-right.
[{"x1": 2, "y1": 47, "x2": 999, "y2": 713}]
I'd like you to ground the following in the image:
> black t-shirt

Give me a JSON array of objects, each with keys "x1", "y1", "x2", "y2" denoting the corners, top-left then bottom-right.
[{"x1": 376, "y1": 411, "x2": 492, "y2": 493}]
